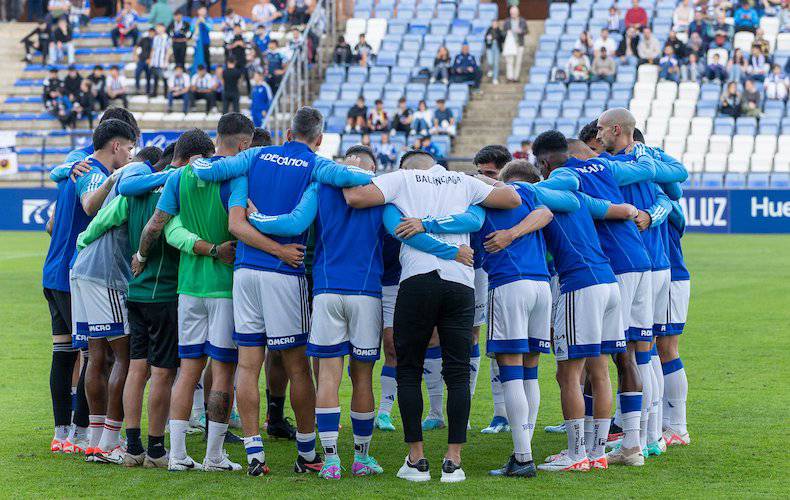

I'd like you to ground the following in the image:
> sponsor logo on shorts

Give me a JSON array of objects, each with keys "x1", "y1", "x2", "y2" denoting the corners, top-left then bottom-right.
[
  {"x1": 639, "y1": 328, "x2": 652, "y2": 337},
  {"x1": 615, "y1": 340, "x2": 627, "y2": 348},
  {"x1": 352, "y1": 347, "x2": 379, "y2": 357},
  {"x1": 88, "y1": 324, "x2": 112, "y2": 333},
  {"x1": 538, "y1": 340, "x2": 551, "y2": 350},
  {"x1": 73, "y1": 333, "x2": 87, "y2": 342},
  {"x1": 268, "y1": 336, "x2": 296, "y2": 346}
]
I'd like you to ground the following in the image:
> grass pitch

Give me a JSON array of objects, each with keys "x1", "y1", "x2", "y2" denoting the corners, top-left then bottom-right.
[{"x1": 0, "y1": 232, "x2": 788, "y2": 498}]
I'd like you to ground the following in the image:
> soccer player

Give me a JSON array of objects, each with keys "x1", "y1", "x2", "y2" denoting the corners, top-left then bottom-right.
[
  {"x1": 133, "y1": 118, "x2": 252, "y2": 472},
  {"x1": 53, "y1": 107, "x2": 141, "y2": 171},
  {"x1": 374, "y1": 233, "x2": 401, "y2": 432},
  {"x1": 67, "y1": 120, "x2": 138, "y2": 463},
  {"x1": 342, "y1": 150, "x2": 521, "y2": 483},
  {"x1": 190, "y1": 107, "x2": 376, "y2": 476}
]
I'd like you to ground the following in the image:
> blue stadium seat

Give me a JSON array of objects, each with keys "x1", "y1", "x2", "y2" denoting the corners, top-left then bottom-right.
[
  {"x1": 713, "y1": 117, "x2": 735, "y2": 135},
  {"x1": 326, "y1": 115, "x2": 346, "y2": 134},
  {"x1": 700, "y1": 173, "x2": 724, "y2": 188},
  {"x1": 771, "y1": 173, "x2": 790, "y2": 187},
  {"x1": 759, "y1": 117, "x2": 780, "y2": 135},
  {"x1": 748, "y1": 173, "x2": 770, "y2": 187},
  {"x1": 735, "y1": 117, "x2": 757, "y2": 135},
  {"x1": 724, "y1": 173, "x2": 747, "y2": 188}
]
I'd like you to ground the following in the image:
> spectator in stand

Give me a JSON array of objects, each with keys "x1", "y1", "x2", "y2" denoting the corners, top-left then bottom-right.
[
  {"x1": 288, "y1": 0, "x2": 314, "y2": 25},
  {"x1": 354, "y1": 33, "x2": 373, "y2": 66},
  {"x1": 617, "y1": 26, "x2": 640, "y2": 66},
  {"x1": 752, "y1": 28, "x2": 771, "y2": 56},
  {"x1": 45, "y1": 87, "x2": 76, "y2": 130},
  {"x1": 20, "y1": 21, "x2": 50, "y2": 64},
  {"x1": 194, "y1": 7, "x2": 213, "y2": 67},
  {"x1": 709, "y1": 12, "x2": 734, "y2": 40},
  {"x1": 392, "y1": 97, "x2": 413, "y2": 137},
  {"x1": 575, "y1": 31, "x2": 594, "y2": 58},
  {"x1": 512, "y1": 140, "x2": 535, "y2": 163},
  {"x1": 706, "y1": 53, "x2": 728, "y2": 82},
  {"x1": 451, "y1": 43, "x2": 482, "y2": 89},
  {"x1": 74, "y1": 79, "x2": 94, "y2": 128},
  {"x1": 672, "y1": 0, "x2": 694, "y2": 33},
  {"x1": 62, "y1": 65, "x2": 82, "y2": 102},
  {"x1": 608, "y1": 6, "x2": 625, "y2": 33},
  {"x1": 765, "y1": 64, "x2": 789, "y2": 100},
  {"x1": 431, "y1": 98, "x2": 456, "y2": 137},
  {"x1": 112, "y1": 1, "x2": 140, "y2": 47},
  {"x1": 149, "y1": 23, "x2": 171, "y2": 97},
  {"x1": 50, "y1": 16, "x2": 75, "y2": 65},
  {"x1": 135, "y1": 27, "x2": 154, "y2": 95},
  {"x1": 88, "y1": 65, "x2": 107, "y2": 110},
  {"x1": 728, "y1": 48, "x2": 748, "y2": 82},
  {"x1": 250, "y1": 71, "x2": 273, "y2": 127},
  {"x1": 591, "y1": 47, "x2": 617, "y2": 83},
  {"x1": 710, "y1": 29, "x2": 733, "y2": 51},
  {"x1": 665, "y1": 31, "x2": 688, "y2": 60},
  {"x1": 637, "y1": 27, "x2": 661, "y2": 65},
  {"x1": 221, "y1": 57, "x2": 243, "y2": 113},
  {"x1": 46, "y1": 0, "x2": 71, "y2": 25},
  {"x1": 252, "y1": 0, "x2": 282, "y2": 29},
  {"x1": 412, "y1": 99, "x2": 433, "y2": 136},
  {"x1": 594, "y1": 28, "x2": 617, "y2": 57},
  {"x1": 148, "y1": 0, "x2": 173, "y2": 27},
  {"x1": 659, "y1": 45, "x2": 681, "y2": 82},
  {"x1": 265, "y1": 39, "x2": 286, "y2": 93},
  {"x1": 213, "y1": 65, "x2": 224, "y2": 105},
  {"x1": 167, "y1": 65, "x2": 191, "y2": 113},
  {"x1": 333, "y1": 35, "x2": 353, "y2": 65},
  {"x1": 226, "y1": 24, "x2": 250, "y2": 93},
  {"x1": 432, "y1": 46, "x2": 452, "y2": 84},
  {"x1": 345, "y1": 95, "x2": 368, "y2": 133},
  {"x1": 689, "y1": 10, "x2": 710, "y2": 43},
  {"x1": 719, "y1": 81, "x2": 741, "y2": 117},
  {"x1": 566, "y1": 47, "x2": 591, "y2": 82},
  {"x1": 782, "y1": 6, "x2": 790, "y2": 32},
  {"x1": 625, "y1": 0, "x2": 649, "y2": 29},
  {"x1": 484, "y1": 19, "x2": 504, "y2": 84},
  {"x1": 686, "y1": 32, "x2": 706, "y2": 61},
  {"x1": 190, "y1": 64, "x2": 217, "y2": 113},
  {"x1": 421, "y1": 135, "x2": 443, "y2": 161},
  {"x1": 368, "y1": 99, "x2": 389, "y2": 133},
  {"x1": 221, "y1": 8, "x2": 245, "y2": 43},
  {"x1": 740, "y1": 79, "x2": 762, "y2": 117},
  {"x1": 746, "y1": 46, "x2": 769, "y2": 81},
  {"x1": 375, "y1": 133, "x2": 399, "y2": 170},
  {"x1": 168, "y1": 11, "x2": 192, "y2": 68},
  {"x1": 550, "y1": 67, "x2": 568, "y2": 82},
  {"x1": 42, "y1": 68, "x2": 62, "y2": 102},
  {"x1": 682, "y1": 53, "x2": 706, "y2": 81},
  {"x1": 106, "y1": 65, "x2": 129, "y2": 108},
  {"x1": 734, "y1": 1, "x2": 760, "y2": 33},
  {"x1": 502, "y1": 6, "x2": 528, "y2": 82}
]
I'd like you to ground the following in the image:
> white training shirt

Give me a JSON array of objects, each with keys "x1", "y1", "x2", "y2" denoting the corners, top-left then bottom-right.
[{"x1": 372, "y1": 164, "x2": 494, "y2": 288}]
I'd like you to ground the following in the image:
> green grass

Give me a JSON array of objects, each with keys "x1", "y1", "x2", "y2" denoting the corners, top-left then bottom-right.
[{"x1": 0, "y1": 232, "x2": 788, "y2": 498}]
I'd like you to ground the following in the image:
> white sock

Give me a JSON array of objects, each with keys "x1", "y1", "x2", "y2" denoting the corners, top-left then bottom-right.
[
  {"x1": 316, "y1": 407, "x2": 341, "y2": 457},
  {"x1": 68, "y1": 424, "x2": 87, "y2": 441},
  {"x1": 619, "y1": 392, "x2": 642, "y2": 450},
  {"x1": 565, "y1": 418, "x2": 586, "y2": 462},
  {"x1": 192, "y1": 372, "x2": 205, "y2": 415},
  {"x1": 55, "y1": 425, "x2": 70, "y2": 441},
  {"x1": 423, "y1": 346, "x2": 444, "y2": 420},
  {"x1": 468, "y1": 343, "x2": 481, "y2": 397},
  {"x1": 206, "y1": 420, "x2": 228, "y2": 461},
  {"x1": 650, "y1": 353, "x2": 664, "y2": 434},
  {"x1": 88, "y1": 415, "x2": 105, "y2": 449},
  {"x1": 662, "y1": 357, "x2": 688, "y2": 435},
  {"x1": 97, "y1": 418, "x2": 122, "y2": 451},
  {"x1": 647, "y1": 363, "x2": 661, "y2": 444},
  {"x1": 169, "y1": 419, "x2": 189, "y2": 460},
  {"x1": 583, "y1": 392, "x2": 594, "y2": 449},
  {"x1": 243, "y1": 435, "x2": 265, "y2": 464},
  {"x1": 613, "y1": 400, "x2": 623, "y2": 428},
  {"x1": 637, "y1": 352, "x2": 653, "y2": 449},
  {"x1": 523, "y1": 366, "x2": 540, "y2": 440},
  {"x1": 350, "y1": 410, "x2": 375, "y2": 458},
  {"x1": 491, "y1": 360, "x2": 507, "y2": 418},
  {"x1": 378, "y1": 365, "x2": 397, "y2": 417},
  {"x1": 296, "y1": 431, "x2": 317, "y2": 461},
  {"x1": 590, "y1": 418, "x2": 611, "y2": 459},
  {"x1": 500, "y1": 366, "x2": 532, "y2": 462}
]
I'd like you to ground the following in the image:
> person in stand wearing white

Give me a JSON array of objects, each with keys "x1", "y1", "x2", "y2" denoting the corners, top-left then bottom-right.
[
  {"x1": 191, "y1": 65, "x2": 217, "y2": 113},
  {"x1": 342, "y1": 150, "x2": 521, "y2": 483},
  {"x1": 502, "y1": 6, "x2": 528, "y2": 82},
  {"x1": 106, "y1": 66, "x2": 128, "y2": 108},
  {"x1": 167, "y1": 65, "x2": 191, "y2": 113},
  {"x1": 149, "y1": 23, "x2": 171, "y2": 98}
]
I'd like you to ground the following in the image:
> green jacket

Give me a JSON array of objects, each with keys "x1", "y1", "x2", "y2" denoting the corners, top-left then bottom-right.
[{"x1": 148, "y1": 0, "x2": 174, "y2": 27}]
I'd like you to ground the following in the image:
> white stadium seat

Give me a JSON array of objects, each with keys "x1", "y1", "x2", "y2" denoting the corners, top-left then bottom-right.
[
  {"x1": 646, "y1": 117, "x2": 668, "y2": 137},
  {"x1": 673, "y1": 100, "x2": 696, "y2": 119},
  {"x1": 637, "y1": 64, "x2": 659, "y2": 83},
  {"x1": 678, "y1": 81, "x2": 700, "y2": 100},
  {"x1": 667, "y1": 117, "x2": 691, "y2": 138},
  {"x1": 777, "y1": 134, "x2": 790, "y2": 153},
  {"x1": 345, "y1": 17, "x2": 367, "y2": 45},
  {"x1": 704, "y1": 153, "x2": 728, "y2": 172},
  {"x1": 655, "y1": 81, "x2": 678, "y2": 101},
  {"x1": 776, "y1": 33, "x2": 790, "y2": 52},
  {"x1": 731, "y1": 135, "x2": 755, "y2": 156},
  {"x1": 691, "y1": 117, "x2": 713, "y2": 137},
  {"x1": 317, "y1": 133, "x2": 341, "y2": 159},
  {"x1": 633, "y1": 82, "x2": 656, "y2": 100},
  {"x1": 727, "y1": 152, "x2": 750, "y2": 173},
  {"x1": 366, "y1": 18, "x2": 388, "y2": 53},
  {"x1": 683, "y1": 152, "x2": 705, "y2": 172},
  {"x1": 685, "y1": 135, "x2": 710, "y2": 155},
  {"x1": 709, "y1": 134, "x2": 733, "y2": 154},
  {"x1": 754, "y1": 134, "x2": 777, "y2": 155},
  {"x1": 774, "y1": 157, "x2": 790, "y2": 172},
  {"x1": 750, "y1": 153, "x2": 774, "y2": 173},
  {"x1": 733, "y1": 31, "x2": 755, "y2": 53}
]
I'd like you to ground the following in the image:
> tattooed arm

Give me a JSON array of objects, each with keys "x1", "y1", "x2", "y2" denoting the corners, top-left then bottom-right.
[{"x1": 132, "y1": 208, "x2": 173, "y2": 276}]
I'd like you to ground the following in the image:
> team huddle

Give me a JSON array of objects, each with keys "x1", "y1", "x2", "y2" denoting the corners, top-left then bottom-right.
[{"x1": 41, "y1": 103, "x2": 691, "y2": 483}]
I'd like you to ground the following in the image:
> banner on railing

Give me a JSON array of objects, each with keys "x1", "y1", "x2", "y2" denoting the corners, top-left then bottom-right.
[
  {"x1": 0, "y1": 132, "x2": 18, "y2": 177},
  {"x1": 140, "y1": 131, "x2": 182, "y2": 150}
]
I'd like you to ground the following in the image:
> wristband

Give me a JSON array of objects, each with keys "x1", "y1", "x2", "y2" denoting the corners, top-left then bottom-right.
[{"x1": 136, "y1": 251, "x2": 147, "y2": 263}]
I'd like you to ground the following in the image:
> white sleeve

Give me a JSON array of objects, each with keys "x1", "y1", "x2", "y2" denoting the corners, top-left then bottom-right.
[
  {"x1": 371, "y1": 171, "x2": 404, "y2": 203},
  {"x1": 465, "y1": 175, "x2": 495, "y2": 205}
]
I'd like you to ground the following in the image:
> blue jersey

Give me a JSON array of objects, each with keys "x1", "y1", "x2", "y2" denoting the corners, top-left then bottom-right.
[
  {"x1": 667, "y1": 201, "x2": 690, "y2": 281},
  {"x1": 42, "y1": 157, "x2": 109, "y2": 291},
  {"x1": 65, "y1": 143, "x2": 94, "y2": 164},
  {"x1": 476, "y1": 184, "x2": 549, "y2": 289},
  {"x1": 313, "y1": 184, "x2": 385, "y2": 297},
  {"x1": 471, "y1": 232, "x2": 483, "y2": 269},
  {"x1": 250, "y1": 82, "x2": 273, "y2": 111},
  {"x1": 541, "y1": 192, "x2": 616, "y2": 293},
  {"x1": 381, "y1": 234, "x2": 402, "y2": 286},
  {"x1": 560, "y1": 157, "x2": 652, "y2": 275},
  {"x1": 156, "y1": 159, "x2": 247, "y2": 215}
]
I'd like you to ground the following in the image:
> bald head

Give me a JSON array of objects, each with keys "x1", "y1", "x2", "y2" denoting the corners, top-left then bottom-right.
[
  {"x1": 400, "y1": 150, "x2": 435, "y2": 170},
  {"x1": 567, "y1": 139, "x2": 597, "y2": 161},
  {"x1": 597, "y1": 108, "x2": 636, "y2": 153}
]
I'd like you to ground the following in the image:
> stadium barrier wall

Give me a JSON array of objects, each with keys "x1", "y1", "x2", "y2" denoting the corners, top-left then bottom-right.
[{"x1": 0, "y1": 188, "x2": 789, "y2": 233}]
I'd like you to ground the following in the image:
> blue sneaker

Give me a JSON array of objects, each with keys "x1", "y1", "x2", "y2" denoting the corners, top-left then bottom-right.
[
  {"x1": 481, "y1": 416, "x2": 510, "y2": 434},
  {"x1": 489, "y1": 455, "x2": 537, "y2": 477},
  {"x1": 421, "y1": 418, "x2": 445, "y2": 430},
  {"x1": 375, "y1": 414, "x2": 396, "y2": 431}
]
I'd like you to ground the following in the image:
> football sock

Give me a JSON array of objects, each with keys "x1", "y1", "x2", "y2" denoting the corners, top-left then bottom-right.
[
  {"x1": 316, "y1": 407, "x2": 341, "y2": 458},
  {"x1": 126, "y1": 427, "x2": 144, "y2": 455},
  {"x1": 169, "y1": 419, "x2": 189, "y2": 460},
  {"x1": 650, "y1": 349, "x2": 665, "y2": 433},
  {"x1": 243, "y1": 435, "x2": 265, "y2": 464},
  {"x1": 423, "y1": 346, "x2": 444, "y2": 420},
  {"x1": 636, "y1": 351, "x2": 653, "y2": 449},
  {"x1": 267, "y1": 391, "x2": 286, "y2": 424},
  {"x1": 206, "y1": 420, "x2": 228, "y2": 460},
  {"x1": 50, "y1": 347, "x2": 77, "y2": 428},
  {"x1": 500, "y1": 365, "x2": 532, "y2": 462},
  {"x1": 55, "y1": 425, "x2": 70, "y2": 441},
  {"x1": 296, "y1": 431, "x2": 317, "y2": 461},
  {"x1": 662, "y1": 357, "x2": 688, "y2": 435},
  {"x1": 613, "y1": 400, "x2": 623, "y2": 429},
  {"x1": 98, "y1": 418, "x2": 122, "y2": 451},
  {"x1": 583, "y1": 392, "x2": 594, "y2": 449},
  {"x1": 590, "y1": 418, "x2": 611, "y2": 459},
  {"x1": 68, "y1": 423, "x2": 87, "y2": 442},
  {"x1": 523, "y1": 366, "x2": 540, "y2": 439},
  {"x1": 468, "y1": 343, "x2": 481, "y2": 397},
  {"x1": 73, "y1": 358, "x2": 89, "y2": 428},
  {"x1": 192, "y1": 373, "x2": 205, "y2": 416},
  {"x1": 88, "y1": 414, "x2": 105, "y2": 449},
  {"x1": 378, "y1": 366, "x2": 397, "y2": 417},
  {"x1": 71, "y1": 386, "x2": 77, "y2": 414},
  {"x1": 619, "y1": 392, "x2": 642, "y2": 450},
  {"x1": 491, "y1": 360, "x2": 507, "y2": 418},
  {"x1": 147, "y1": 435, "x2": 166, "y2": 459},
  {"x1": 351, "y1": 410, "x2": 375, "y2": 458},
  {"x1": 565, "y1": 418, "x2": 586, "y2": 462}
]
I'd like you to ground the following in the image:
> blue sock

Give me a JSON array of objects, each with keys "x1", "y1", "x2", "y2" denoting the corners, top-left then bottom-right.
[
  {"x1": 316, "y1": 407, "x2": 340, "y2": 458},
  {"x1": 296, "y1": 431, "x2": 317, "y2": 461},
  {"x1": 243, "y1": 434, "x2": 264, "y2": 464},
  {"x1": 350, "y1": 410, "x2": 375, "y2": 458}
]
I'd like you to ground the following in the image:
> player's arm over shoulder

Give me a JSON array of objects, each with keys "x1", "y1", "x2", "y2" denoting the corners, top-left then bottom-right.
[{"x1": 345, "y1": 170, "x2": 402, "y2": 208}]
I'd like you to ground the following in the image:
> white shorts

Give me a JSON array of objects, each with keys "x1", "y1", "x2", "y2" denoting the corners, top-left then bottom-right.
[
  {"x1": 232, "y1": 268, "x2": 310, "y2": 350},
  {"x1": 178, "y1": 295, "x2": 236, "y2": 362},
  {"x1": 549, "y1": 275, "x2": 560, "y2": 327},
  {"x1": 651, "y1": 269, "x2": 671, "y2": 334},
  {"x1": 70, "y1": 276, "x2": 128, "y2": 348},
  {"x1": 473, "y1": 268, "x2": 488, "y2": 327},
  {"x1": 553, "y1": 282, "x2": 625, "y2": 361},
  {"x1": 616, "y1": 271, "x2": 654, "y2": 342},
  {"x1": 486, "y1": 280, "x2": 552, "y2": 357},
  {"x1": 659, "y1": 279, "x2": 690, "y2": 336},
  {"x1": 307, "y1": 293, "x2": 382, "y2": 361},
  {"x1": 381, "y1": 285, "x2": 399, "y2": 329}
]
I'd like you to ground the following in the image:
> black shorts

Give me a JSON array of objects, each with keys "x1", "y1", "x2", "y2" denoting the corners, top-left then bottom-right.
[
  {"x1": 44, "y1": 288, "x2": 72, "y2": 336},
  {"x1": 128, "y1": 300, "x2": 179, "y2": 369}
]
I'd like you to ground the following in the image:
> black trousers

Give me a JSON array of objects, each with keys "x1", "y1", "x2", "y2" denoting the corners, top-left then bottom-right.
[
  {"x1": 222, "y1": 91, "x2": 239, "y2": 113},
  {"x1": 192, "y1": 91, "x2": 215, "y2": 112},
  {"x1": 173, "y1": 42, "x2": 187, "y2": 67},
  {"x1": 393, "y1": 271, "x2": 474, "y2": 445}
]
